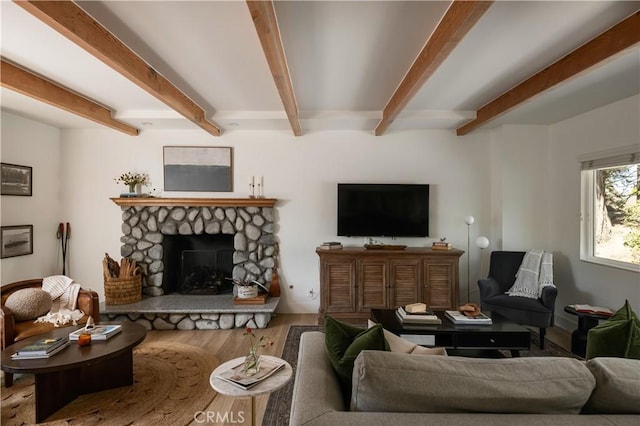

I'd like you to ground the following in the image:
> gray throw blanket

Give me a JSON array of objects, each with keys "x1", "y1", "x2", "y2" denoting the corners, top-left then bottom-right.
[{"x1": 506, "y1": 250, "x2": 555, "y2": 299}]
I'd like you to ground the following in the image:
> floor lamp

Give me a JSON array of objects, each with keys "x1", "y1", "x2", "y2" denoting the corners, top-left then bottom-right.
[
  {"x1": 464, "y1": 216, "x2": 475, "y2": 303},
  {"x1": 475, "y1": 236, "x2": 490, "y2": 280}
]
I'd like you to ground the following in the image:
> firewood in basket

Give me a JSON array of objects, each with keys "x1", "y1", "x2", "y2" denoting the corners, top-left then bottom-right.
[{"x1": 104, "y1": 253, "x2": 120, "y2": 278}]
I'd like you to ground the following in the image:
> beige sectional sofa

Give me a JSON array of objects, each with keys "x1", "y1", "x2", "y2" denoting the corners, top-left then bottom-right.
[{"x1": 289, "y1": 331, "x2": 640, "y2": 426}]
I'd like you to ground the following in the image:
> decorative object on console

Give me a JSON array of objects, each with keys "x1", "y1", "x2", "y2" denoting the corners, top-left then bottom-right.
[
  {"x1": 1, "y1": 225, "x2": 33, "y2": 258},
  {"x1": 163, "y1": 146, "x2": 232, "y2": 192},
  {"x1": 432, "y1": 237, "x2": 452, "y2": 250},
  {"x1": 318, "y1": 241, "x2": 343, "y2": 250},
  {"x1": 1, "y1": 162, "x2": 32, "y2": 196}
]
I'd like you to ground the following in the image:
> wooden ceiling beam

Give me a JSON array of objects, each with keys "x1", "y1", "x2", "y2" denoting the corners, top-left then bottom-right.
[
  {"x1": 247, "y1": 0, "x2": 302, "y2": 136},
  {"x1": 15, "y1": 0, "x2": 221, "y2": 136},
  {"x1": 375, "y1": 1, "x2": 492, "y2": 136},
  {"x1": 457, "y1": 11, "x2": 640, "y2": 136},
  {"x1": 1, "y1": 58, "x2": 139, "y2": 135}
]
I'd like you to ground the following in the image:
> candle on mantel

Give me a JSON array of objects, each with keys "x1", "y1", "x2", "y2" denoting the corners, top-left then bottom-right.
[{"x1": 249, "y1": 175, "x2": 255, "y2": 198}]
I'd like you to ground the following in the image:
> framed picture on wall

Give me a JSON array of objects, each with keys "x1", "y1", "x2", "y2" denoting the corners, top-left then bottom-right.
[
  {"x1": 1, "y1": 225, "x2": 33, "y2": 258},
  {"x1": 163, "y1": 146, "x2": 233, "y2": 192},
  {"x1": 1, "y1": 163, "x2": 32, "y2": 196}
]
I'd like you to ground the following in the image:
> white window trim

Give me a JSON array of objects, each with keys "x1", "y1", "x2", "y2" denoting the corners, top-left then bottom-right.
[{"x1": 579, "y1": 145, "x2": 640, "y2": 273}]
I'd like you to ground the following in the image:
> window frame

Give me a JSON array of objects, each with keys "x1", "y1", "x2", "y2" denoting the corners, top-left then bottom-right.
[{"x1": 579, "y1": 147, "x2": 640, "y2": 273}]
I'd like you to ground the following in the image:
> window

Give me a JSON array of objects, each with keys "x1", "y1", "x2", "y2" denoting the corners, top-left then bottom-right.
[{"x1": 580, "y1": 148, "x2": 640, "y2": 271}]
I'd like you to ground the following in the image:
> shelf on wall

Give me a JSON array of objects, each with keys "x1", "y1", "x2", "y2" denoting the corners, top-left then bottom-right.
[{"x1": 110, "y1": 197, "x2": 277, "y2": 208}]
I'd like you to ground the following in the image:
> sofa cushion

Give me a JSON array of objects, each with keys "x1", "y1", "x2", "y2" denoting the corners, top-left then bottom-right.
[
  {"x1": 350, "y1": 351, "x2": 595, "y2": 414},
  {"x1": 4, "y1": 288, "x2": 52, "y2": 321},
  {"x1": 586, "y1": 300, "x2": 640, "y2": 360},
  {"x1": 584, "y1": 357, "x2": 640, "y2": 414},
  {"x1": 367, "y1": 319, "x2": 447, "y2": 355},
  {"x1": 324, "y1": 315, "x2": 389, "y2": 401}
]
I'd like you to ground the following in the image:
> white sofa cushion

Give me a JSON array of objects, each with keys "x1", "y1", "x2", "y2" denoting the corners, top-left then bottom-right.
[{"x1": 350, "y1": 351, "x2": 595, "y2": 414}]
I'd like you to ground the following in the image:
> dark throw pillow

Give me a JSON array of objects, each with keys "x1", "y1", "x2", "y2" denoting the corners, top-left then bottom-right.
[
  {"x1": 324, "y1": 315, "x2": 389, "y2": 402},
  {"x1": 586, "y1": 300, "x2": 640, "y2": 360}
]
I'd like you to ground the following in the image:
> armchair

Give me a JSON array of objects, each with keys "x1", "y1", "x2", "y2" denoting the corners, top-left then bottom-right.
[
  {"x1": 478, "y1": 251, "x2": 557, "y2": 349},
  {"x1": 1, "y1": 278, "x2": 99, "y2": 387}
]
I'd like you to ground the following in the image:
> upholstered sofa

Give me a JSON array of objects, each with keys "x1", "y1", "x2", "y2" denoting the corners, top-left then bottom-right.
[{"x1": 290, "y1": 331, "x2": 640, "y2": 426}]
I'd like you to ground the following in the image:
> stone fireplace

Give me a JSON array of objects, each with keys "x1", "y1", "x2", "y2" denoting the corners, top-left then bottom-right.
[
  {"x1": 119, "y1": 203, "x2": 277, "y2": 296},
  {"x1": 103, "y1": 198, "x2": 280, "y2": 330}
]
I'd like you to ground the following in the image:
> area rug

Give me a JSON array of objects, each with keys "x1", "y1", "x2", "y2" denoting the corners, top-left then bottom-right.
[
  {"x1": 262, "y1": 325, "x2": 578, "y2": 425},
  {"x1": 1, "y1": 342, "x2": 219, "y2": 426}
]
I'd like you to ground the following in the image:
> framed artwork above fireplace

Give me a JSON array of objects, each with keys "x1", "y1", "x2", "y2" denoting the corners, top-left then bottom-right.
[{"x1": 163, "y1": 146, "x2": 233, "y2": 192}]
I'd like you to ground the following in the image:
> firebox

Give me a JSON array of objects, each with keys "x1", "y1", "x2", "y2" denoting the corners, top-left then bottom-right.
[{"x1": 162, "y1": 234, "x2": 234, "y2": 294}]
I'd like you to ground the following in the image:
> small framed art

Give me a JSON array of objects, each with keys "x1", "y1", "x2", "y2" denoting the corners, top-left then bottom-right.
[
  {"x1": 163, "y1": 146, "x2": 233, "y2": 192},
  {"x1": 1, "y1": 163, "x2": 32, "y2": 196},
  {"x1": 1, "y1": 225, "x2": 34, "y2": 258}
]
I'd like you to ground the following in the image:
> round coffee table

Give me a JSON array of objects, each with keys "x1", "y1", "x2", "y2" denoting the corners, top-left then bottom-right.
[
  {"x1": 1, "y1": 321, "x2": 146, "y2": 422},
  {"x1": 210, "y1": 355, "x2": 292, "y2": 426}
]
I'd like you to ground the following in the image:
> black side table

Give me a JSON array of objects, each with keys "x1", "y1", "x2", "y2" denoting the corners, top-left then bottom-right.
[{"x1": 564, "y1": 305, "x2": 612, "y2": 357}]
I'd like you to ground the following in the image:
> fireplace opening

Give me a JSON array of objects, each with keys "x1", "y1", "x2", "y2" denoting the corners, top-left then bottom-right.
[{"x1": 162, "y1": 234, "x2": 234, "y2": 295}]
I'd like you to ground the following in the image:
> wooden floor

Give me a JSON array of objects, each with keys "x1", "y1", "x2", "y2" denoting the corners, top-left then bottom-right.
[{"x1": 2, "y1": 313, "x2": 572, "y2": 426}]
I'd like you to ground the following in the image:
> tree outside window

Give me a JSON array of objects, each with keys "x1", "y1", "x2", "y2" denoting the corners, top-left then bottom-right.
[{"x1": 592, "y1": 164, "x2": 639, "y2": 265}]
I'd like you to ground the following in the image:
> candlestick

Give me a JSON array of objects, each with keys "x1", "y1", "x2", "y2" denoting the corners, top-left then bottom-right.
[{"x1": 249, "y1": 175, "x2": 255, "y2": 198}]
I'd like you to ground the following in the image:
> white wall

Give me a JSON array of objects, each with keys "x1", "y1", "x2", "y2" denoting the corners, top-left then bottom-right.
[
  {"x1": 1, "y1": 112, "x2": 62, "y2": 283},
  {"x1": 548, "y1": 94, "x2": 640, "y2": 329},
  {"x1": 58, "y1": 127, "x2": 492, "y2": 312}
]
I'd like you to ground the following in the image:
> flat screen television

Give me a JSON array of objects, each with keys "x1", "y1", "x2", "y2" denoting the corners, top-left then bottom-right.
[{"x1": 337, "y1": 183, "x2": 429, "y2": 237}]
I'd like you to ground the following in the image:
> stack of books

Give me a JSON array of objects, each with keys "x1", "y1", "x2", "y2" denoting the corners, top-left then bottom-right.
[
  {"x1": 216, "y1": 358, "x2": 285, "y2": 390},
  {"x1": 69, "y1": 324, "x2": 122, "y2": 341},
  {"x1": 571, "y1": 304, "x2": 614, "y2": 317},
  {"x1": 445, "y1": 310, "x2": 492, "y2": 325},
  {"x1": 318, "y1": 241, "x2": 343, "y2": 250},
  {"x1": 432, "y1": 241, "x2": 452, "y2": 250},
  {"x1": 396, "y1": 306, "x2": 442, "y2": 325},
  {"x1": 11, "y1": 337, "x2": 69, "y2": 360}
]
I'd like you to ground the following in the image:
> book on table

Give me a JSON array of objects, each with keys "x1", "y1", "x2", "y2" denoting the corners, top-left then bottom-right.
[
  {"x1": 572, "y1": 304, "x2": 614, "y2": 317},
  {"x1": 396, "y1": 307, "x2": 442, "y2": 325},
  {"x1": 318, "y1": 242, "x2": 343, "y2": 250},
  {"x1": 11, "y1": 339, "x2": 70, "y2": 359},
  {"x1": 216, "y1": 357, "x2": 285, "y2": 390},
  {"x1": 445, "y1": 310, "x2": 493, "y2": 325},
  {"x1": 68, "y1": 324, "x2": 122, "y2": 341}
]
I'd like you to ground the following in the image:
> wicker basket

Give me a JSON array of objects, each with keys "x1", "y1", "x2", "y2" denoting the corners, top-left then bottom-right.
[{"x1": 104, "y1": 274, "x2": 142, "y2": 305}]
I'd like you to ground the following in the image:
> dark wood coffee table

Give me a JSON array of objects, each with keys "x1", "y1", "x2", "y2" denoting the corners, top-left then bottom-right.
[
  {"x1": 1, "y1": 321, "x2": 146, "y2": 422},
  {"x1": 371, "y1": 309, "x2": 530, "y2": 357}
]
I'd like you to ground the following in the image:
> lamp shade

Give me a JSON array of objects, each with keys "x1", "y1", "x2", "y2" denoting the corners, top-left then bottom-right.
[
  {"x1": 475, "y1": 236, "x2": 490, "y2": 249},
  {"x1": 464, "y1": 216, "x2": 475, "y2": 225}
]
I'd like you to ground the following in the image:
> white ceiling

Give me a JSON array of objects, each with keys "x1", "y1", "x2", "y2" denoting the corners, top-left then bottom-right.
[{"x1": 1, "y1": 0, "x2": 639, "y2": 135}]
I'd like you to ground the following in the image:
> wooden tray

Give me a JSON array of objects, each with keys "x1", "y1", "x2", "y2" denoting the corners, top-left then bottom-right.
[
  {"x1": 364, "y1": 244, "x2": 407, "y2": 250},
  {"x1": 233, "y1": 294, "x2": 268, "y2": 305}
]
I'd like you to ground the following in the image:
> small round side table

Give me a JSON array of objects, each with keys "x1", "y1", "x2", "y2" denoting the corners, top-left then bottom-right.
[
  {"x1": 210, "y1": 355, "x2": 292, "y2": 426},
  {"x1": 564, "y1": 305, "x2": 612, "y2": 357}
]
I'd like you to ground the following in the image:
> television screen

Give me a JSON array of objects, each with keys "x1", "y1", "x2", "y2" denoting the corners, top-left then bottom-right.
[{"x1": 337, "y1": 184, "x2": 429, "y2": 237}]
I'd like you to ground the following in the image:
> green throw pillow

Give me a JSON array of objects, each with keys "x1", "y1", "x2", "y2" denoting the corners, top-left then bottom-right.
[
  {"x1": 586, "y1": 300, "x2": 640, "y2": 360},
  {"x1": 324, "y1": 315, "x2": 389, "y2": 401}
]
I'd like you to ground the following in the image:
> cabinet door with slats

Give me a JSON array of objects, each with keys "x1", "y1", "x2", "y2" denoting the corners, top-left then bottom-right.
[
  {"x1": 322, "y1": 259, "x2": 356, "y2": 313},
  {"x1": 357, "y1": 259, "x2": 387, "y2": 312},
  {"x1": 423, "y1": 259, "x2": 456, "y2": 309},
  {"x1": 389, "y1": 259, "x2": 421, "y2": 308}
]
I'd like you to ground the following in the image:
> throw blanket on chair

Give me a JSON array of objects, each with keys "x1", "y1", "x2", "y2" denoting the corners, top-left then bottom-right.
[
  {"x1": 35, "y1": 275, "x2": 85, "y2": 326},
  {"x1": 506, "y1": 250, "x2": 555, "y2": 299}
]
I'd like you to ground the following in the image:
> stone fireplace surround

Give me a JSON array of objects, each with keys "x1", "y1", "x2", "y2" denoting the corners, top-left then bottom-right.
[{"x1": 102, "y1": 198, "x2": 279, "y2": 329}]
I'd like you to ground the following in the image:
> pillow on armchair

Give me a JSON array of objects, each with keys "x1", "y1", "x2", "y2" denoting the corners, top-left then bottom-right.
[{"x1": 4, "y1": 288, "x2": 52, "y2": 321}]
